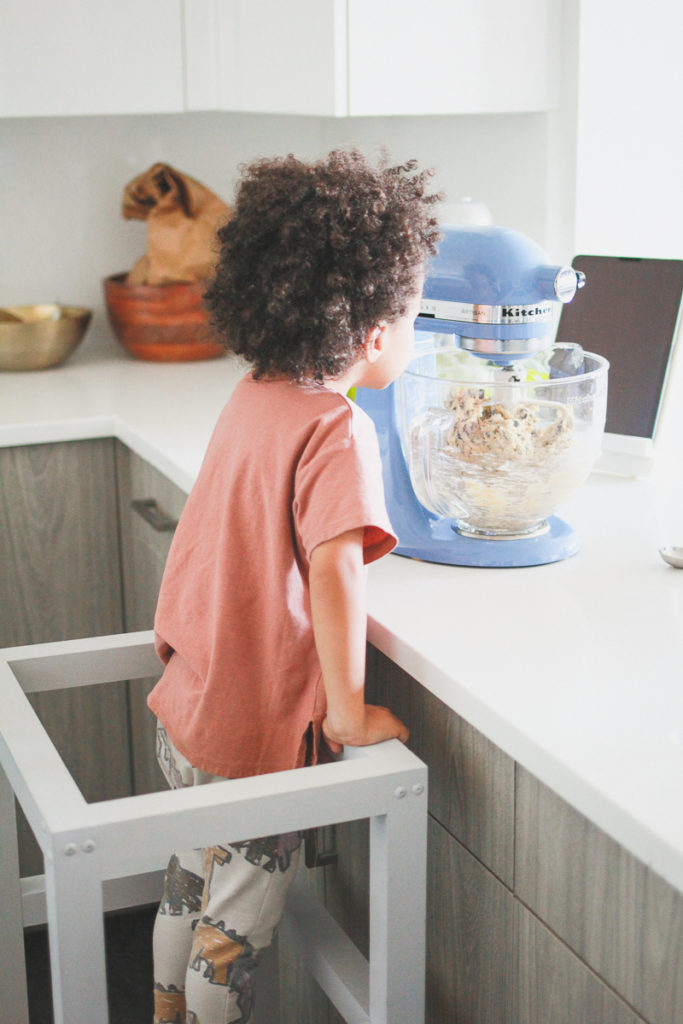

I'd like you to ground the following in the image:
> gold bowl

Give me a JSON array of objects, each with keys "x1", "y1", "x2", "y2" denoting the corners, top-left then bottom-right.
[{"x1": 0, "y1": 304, "x2": 92, "y2": 371}]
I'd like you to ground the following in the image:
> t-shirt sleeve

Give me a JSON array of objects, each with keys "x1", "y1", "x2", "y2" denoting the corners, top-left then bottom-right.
[{"x1": 293, "y1": 399, "x2": 397, "y2": 564}]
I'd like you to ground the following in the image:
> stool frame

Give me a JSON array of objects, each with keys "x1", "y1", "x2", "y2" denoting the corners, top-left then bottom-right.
[{"x1": 0, "y1": 631, "x2": 427, "y2": 1024}]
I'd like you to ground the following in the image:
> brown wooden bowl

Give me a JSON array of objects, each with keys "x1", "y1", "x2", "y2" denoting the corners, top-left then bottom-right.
[{"x1": 103, "y1": 274, "x2": 225, "y2": 362}]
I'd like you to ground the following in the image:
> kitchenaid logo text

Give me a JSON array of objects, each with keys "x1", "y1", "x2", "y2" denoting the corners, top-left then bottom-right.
[
  {"x1": 501, "y1": 304, "x2": 552, "y2": 319},
  {"x1": 418, "y1": 298, "x2": 553, "y2": 325}
]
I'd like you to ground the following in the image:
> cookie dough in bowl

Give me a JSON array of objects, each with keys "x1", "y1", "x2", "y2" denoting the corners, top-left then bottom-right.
[{"x1": 399, "y1": 342, "x2": 608, "y2": 539}]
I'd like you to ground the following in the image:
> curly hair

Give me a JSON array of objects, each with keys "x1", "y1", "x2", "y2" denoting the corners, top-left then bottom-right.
[{"x1": 204, "y1": 149, "x2": 442, "y2": 381}]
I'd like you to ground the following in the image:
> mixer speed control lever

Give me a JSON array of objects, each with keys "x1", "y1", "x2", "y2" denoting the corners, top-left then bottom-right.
[{"x1": 555, "y1": 266, "x2": 586, "y2": 302}]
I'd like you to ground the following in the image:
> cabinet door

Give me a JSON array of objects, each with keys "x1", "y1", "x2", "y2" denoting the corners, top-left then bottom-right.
[
  {"x1": 0, "y1": 439, "x2": 131, "y2": 875},
  {"x1": 208, "y1": 0, "x2": 346, "y2": 115},
  {"x1": 0, "y1": 0, "x2": 184, "y2": 117},
  {"x1": 348, "y1": 0, "x2": 556, "y2": 115},
  {"x1": 515, "y1": 769, "x2": 683, "y2": 1024},
  {"x1": 188, "y1": 0, "x2": 556, "y2": 117},
  {"x1": 115, "y1": 443, "x2": 187, "y2": 794},
  {"x1": 278, "y1": 857, "x2": 330, "y2": 1024},
  {"x1": 366, "y1": 646, "x2": 515, "y2": 885}
]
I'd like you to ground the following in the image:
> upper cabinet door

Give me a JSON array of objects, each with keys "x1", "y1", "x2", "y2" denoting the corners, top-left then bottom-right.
[
  {"x1": 0, "y1": 0, "x2": 185, "y2": 117},
  {"x1": 347, "y1": 0, "x2": 557, "y2": 116},
  {"x1": 198, "y1": 0, "x2": 556, "y2": 117},
  {"x1": 193, "y1": 0, "x2": 347, "y2": 116}
]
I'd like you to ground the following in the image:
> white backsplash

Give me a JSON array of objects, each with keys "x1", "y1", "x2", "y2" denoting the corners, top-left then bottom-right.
[{"x1": 0, "y1": 110, "x2": 552, "y2": 352}]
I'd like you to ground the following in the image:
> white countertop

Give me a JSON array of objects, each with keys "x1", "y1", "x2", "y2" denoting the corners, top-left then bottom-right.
[{"x1": 2, "y1": 331, "x2": 683, "y2": 894}]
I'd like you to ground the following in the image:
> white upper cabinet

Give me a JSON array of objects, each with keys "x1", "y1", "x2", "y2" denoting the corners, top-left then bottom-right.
[
  {"x1": 184, "y1": 0, "x2": 347, "y2": 116},
  {"x1": 192, "y1": 0, "x2": 557, "y2": 116},
  {"x1": 346, "y1": 0, "x2": 557, "y2": 116},
  {"x1": 0, "y1": 0, "x2": 556, "y2": 119},
  {"x1": 0, "y1": 0, "x2": 185, "y2": 117}
]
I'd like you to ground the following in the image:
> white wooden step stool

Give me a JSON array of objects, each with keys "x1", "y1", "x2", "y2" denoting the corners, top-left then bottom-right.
[{"x1": 0, "y1": 631, "x2": 428, "y2": 1024}]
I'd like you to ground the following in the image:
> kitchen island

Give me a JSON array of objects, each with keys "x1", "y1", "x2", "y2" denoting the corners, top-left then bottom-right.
[{"x1": 2, "y1": 331, "x2": 682, "y2": 1023}]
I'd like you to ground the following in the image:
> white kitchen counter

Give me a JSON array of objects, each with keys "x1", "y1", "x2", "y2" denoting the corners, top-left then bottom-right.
[{"x1": 2, "y1": 332, "x2": 682, "y2": 895}]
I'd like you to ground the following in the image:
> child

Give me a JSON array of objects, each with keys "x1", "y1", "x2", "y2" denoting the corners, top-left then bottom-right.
[{"x1": 148, "y1": 148, "x2": 441, "y2": 1024}]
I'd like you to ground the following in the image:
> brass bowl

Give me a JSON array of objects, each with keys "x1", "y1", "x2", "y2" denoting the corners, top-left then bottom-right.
[
  {"x1": 103, "y1": 273, "x2": 225, "y2": 362},
  {"x1": 0, "y1": 304, "x2": 92, "y2": 371}
]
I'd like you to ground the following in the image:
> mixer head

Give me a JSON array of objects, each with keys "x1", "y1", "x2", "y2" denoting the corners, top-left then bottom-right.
[{"x1": 416, "y1": 225, "x2": 585, "y2": 363}]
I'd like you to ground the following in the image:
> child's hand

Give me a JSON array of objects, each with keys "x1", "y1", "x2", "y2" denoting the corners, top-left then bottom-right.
[{"x1": 322, "y1": 704, "x2": 409, "y2": 754}]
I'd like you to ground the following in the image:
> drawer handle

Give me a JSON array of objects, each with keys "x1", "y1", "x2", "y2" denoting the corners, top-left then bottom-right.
[
  {"x1": 131, "y1": 498, "x2": 178, "y2": 532},
  {"x1": 303, "y1": 827, "x2": 338, "y2": 869}
]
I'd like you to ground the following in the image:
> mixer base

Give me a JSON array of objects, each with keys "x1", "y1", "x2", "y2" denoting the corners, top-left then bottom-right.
[
  {"x1": 394, "y1": 514, "x2": 579, "y2": 568},
  {"x1": 454, "y1": 520, "x2": 551, "y2": 542}
]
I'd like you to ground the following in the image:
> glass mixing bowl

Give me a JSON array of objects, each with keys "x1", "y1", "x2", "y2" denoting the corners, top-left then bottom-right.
[{"x1": 398, "y1": 340, "x2": 609, "y2": 539}]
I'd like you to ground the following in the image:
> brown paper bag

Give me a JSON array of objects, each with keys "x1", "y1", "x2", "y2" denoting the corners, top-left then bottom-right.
[{"x1": 122, "y1": 163, "x2": 231, "y2": 286}]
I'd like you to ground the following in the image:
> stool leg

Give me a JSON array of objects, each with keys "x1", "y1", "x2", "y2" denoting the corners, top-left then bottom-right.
[
  {"x1": 44, "y1": 843, "x2": 108, "y2": 1024},
  {"x1": 369, "y1": 787, "x2": 428, "y2": 1024},
  {"x1": 0, "y1": 768, "x2": 29, "y2": 1024}
]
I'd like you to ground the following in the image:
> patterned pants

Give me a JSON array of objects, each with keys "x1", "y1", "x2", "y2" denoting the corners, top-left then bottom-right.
[{"x1": 152, "y1": 725, "x2": 302, "y2": 1024}]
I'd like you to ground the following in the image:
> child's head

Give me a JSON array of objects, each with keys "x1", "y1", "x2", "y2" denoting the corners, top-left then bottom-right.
[{"x1": 205, "y1": 149, "x2": 441, "y2": 382}]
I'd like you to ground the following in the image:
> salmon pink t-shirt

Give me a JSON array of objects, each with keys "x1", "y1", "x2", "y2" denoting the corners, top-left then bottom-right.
[{"x1": 148, "y1": 374, "x2": 397, "y2": 778}]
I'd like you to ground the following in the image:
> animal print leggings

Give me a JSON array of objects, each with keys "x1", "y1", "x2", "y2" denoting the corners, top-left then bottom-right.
[{"x1": 152, "y1": 725, "x2": 302, "y2": 1024}]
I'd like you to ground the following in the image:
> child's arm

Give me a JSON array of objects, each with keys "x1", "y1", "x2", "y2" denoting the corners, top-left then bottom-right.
[{"x1": 309, "y1": 528, "x2": 409, "y2": 754}]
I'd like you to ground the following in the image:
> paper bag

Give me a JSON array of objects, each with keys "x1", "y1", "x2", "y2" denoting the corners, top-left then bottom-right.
[{"x1": 122, "y1": 163, "x2": 231, "y2": 286}]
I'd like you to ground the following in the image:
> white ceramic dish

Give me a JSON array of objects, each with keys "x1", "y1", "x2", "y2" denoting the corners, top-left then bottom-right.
[{"x1": 659, "y1": 546, "x2": 683, "y2": 568}]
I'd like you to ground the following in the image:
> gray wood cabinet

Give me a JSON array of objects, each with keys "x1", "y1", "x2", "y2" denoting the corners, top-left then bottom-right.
[
  {"x1": 514, "y1": 898, "x2": 644, "y2": 1024},
  {"x1": 5, "y1": 440, "x2": 678, "y2": 1022},
  {"x1": 114, "y1": 442, "x2": 187, "y2": 794},
  {"x1": 278, "y1": 854, "x2": 331, "y2": 1023},
  {"x1": 282, "y1": 646, "x2": 517, "y2": 1023},
  {"x1": 515, "y1": 768, "x2": 683, "y2": 1024},
  {"x1": 426, "y1": 815, "x2": 513, "y2": 1024},
  {"x1": 307, "y1": 647, "x2": 674, "y2": 1024},
  {"x1": 0, "y1": 438, "x2": 187, "y2": 873},
  {"x1": 0, "y1": 439, "x2": 131, "y2": 875},
  {"x1": 366, "y1": 644, "x2": 515, "y2": 887}
]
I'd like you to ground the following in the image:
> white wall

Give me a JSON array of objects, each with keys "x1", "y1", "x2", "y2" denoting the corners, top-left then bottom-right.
[
  {"x1": 0, "y1": 112, "x2": 322, "y2": 349},
  {"x1": 573, "y1": 0, "x2": 683, "y2": 258},
  {"x1": 0, "y1": 109, "x2": 552, "y2": 351},
  {"x1": 319, "y1": 113, "x2": 550, "y2": 241}
]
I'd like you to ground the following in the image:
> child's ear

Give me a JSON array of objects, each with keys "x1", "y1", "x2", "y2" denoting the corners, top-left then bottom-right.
[{"x1": 362, "y1": 323, "x2": 387, "y2": 364}]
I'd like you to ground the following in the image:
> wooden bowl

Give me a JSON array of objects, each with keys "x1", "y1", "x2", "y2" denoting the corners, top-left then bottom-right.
[
  {"x1": 103, "y1": 274, "x2": 225, "y2": 362},
  {"x1": 0, "y1": 304, "x2": 92, "y2": 371}
]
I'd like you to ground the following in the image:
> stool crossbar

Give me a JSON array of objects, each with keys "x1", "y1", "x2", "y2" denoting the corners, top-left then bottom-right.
[{"x1": 0, "y1": 631, "x2": 428, "y2": 1024}]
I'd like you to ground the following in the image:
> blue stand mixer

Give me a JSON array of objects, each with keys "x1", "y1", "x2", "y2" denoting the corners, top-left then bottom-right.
[{"x1": 355, "y1": 225, "x2": 609, "y2": 568}]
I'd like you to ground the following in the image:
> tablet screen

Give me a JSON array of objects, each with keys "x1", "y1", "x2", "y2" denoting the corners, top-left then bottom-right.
[{"x1": 555, "y1": 256, "x2": 683, "y2": 438}]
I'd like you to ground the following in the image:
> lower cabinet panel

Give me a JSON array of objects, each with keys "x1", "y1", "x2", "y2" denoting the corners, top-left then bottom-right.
[
  {"x1": 427, "y1": 816, "x2": 513, "y2": 1024},
  {"x1": 366, "y1": 646, "x2": 515, "y2": 887},
  {"x1": 515, "y1": 767, "x2": 683, "y2": 1024},
  {"x1": 304, "y1": 813, "x2": 648, "y2": 1024},
  {"x1": 0, "y1": 439, "x2": 124, "y2": 645},
  {"x1": 358, "y1": 650, "x2": 658, "y2": 1024},
  {"x1": 514, "y1": 896, "x2": 645, "y2": 1024},
  {"x1": 0, "y1": 439, "x2": 131, "y2": 876},
  {"x1": 115, "y1": 441, "x2": 188, "y2": 795},
  {"x1": 278, "y1": 855, "x2": 330, "y2": 1024},
  {"x1": 428, "y1": 817, "x2": 647, "y2": 1024}
]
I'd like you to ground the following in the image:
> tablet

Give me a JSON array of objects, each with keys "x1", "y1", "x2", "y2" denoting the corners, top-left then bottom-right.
[{"x1": 555, "y1": 255, "x2": 683, "y2": 473}]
